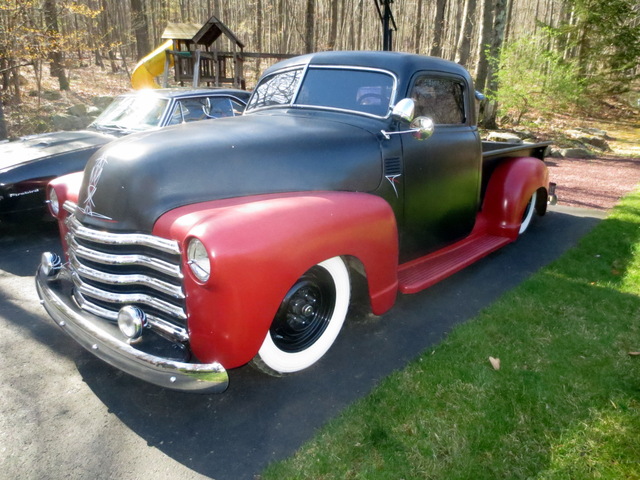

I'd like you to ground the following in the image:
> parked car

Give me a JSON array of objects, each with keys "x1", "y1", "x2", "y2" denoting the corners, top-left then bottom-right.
[
  {"x1": 0, "y1": 88, "x2": 250, "y2": 222},
  {"x1": 37, "y1": 51, "x2": 556, "y2": 393}
]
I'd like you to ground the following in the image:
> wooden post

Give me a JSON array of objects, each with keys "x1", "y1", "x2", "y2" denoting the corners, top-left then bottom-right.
[
  {"x1": 163, "y1": 50, "x2": 171, "y2": 87},
  {"x1": 193, "y1": 49, "x2": 201, "y2": 87}
]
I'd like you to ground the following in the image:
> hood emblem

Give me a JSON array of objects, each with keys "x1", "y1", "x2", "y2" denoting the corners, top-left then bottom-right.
[{"x1": 80, "y1": 154, "x2": 113, "y2": 220}]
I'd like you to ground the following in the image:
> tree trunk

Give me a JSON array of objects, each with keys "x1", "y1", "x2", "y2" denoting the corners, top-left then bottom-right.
[
  {"x1": 474, "y1": 0, "x2": 494, "y2": 93},
  {"x1": 255, "y1": 0, "x2": 263, "y2": 77},
  {"x1": 327, "y1": 0, "x2": 339, "y2": 50},
  {"x1": 429, "y1": 0, "x2": 447, "y2": 58},
  {"x1": 304, "y1": 0, "x2": 315, "y2": 53},
  {"x1": 480, "y1": 0, "x2": 508, "y2": 129},
  {"x1": 100, "y1": 0, "x2": 119, "y2": 73},
  {"x1": 455, "y1": 0, "x2": 477, "y2": 66},
  {"x1": 43, "y1": 0, "x2": 70, "y2": 90},
  {"x1": 131, "y1": 0, "x2": 150, "y2": 61},
  {"x1": 414, "y1": 0, "x2": 424, "y2": 53},
  {"x1": 0, "y1": 99, "x2": 7, "y2": 140}
]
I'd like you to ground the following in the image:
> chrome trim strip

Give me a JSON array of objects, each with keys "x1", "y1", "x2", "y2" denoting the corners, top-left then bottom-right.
[
  {"x1": 76, "y1": 295, "x2": 189, "y2": 343},
  {"x1": 69, "y1": 252, "x2": 184, "y2": 299},
  {"x1": 71, "y1": 274, "x2": 187, "y2": 321},
  {"x1": 66, "y1": 214, "x2": 181, "y2": 255},
  {"x1": 36, "y1": 268, "x2": 227, "y2": 394},
  {"x1": 67, "y1": 235, "x2": 183, "y2": 279}
]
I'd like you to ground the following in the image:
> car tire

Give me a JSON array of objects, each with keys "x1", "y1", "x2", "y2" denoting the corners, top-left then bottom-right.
[
  {"x1": 519, "y1": 190, "x2": 537, "y2": 234},
  {"x1": 251, "y1": 256, "x2": 351, "y2": 376}
]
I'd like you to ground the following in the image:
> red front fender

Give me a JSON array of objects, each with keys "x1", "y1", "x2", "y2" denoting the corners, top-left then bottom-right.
[
  {"x1": 153, "y1": 191, "x2": 399, "y2": 369},
  {"x1": 482, "y1": 157, "x2": 549, "y2": 239},
  {"x1": 48, "y1": 172, "x2": 84, "y2": 255}
]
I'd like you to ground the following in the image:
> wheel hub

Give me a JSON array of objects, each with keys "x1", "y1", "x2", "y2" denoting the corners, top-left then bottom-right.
[{"x1": 270, "y1": 267, "x2": 336, "y2": 353}]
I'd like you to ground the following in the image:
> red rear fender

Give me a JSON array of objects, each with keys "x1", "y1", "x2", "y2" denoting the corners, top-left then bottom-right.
[
  {"x1": 153, "y1": 191, "x2": 399, "y2": 368},
  {"x1": 483, "y1": 157, "x2": 549, "y2": 239}
]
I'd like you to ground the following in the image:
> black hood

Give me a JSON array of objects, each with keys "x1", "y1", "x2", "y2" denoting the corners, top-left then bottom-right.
[{"x1": 76, "y1": 112, "x2": 385, "y2": 232}]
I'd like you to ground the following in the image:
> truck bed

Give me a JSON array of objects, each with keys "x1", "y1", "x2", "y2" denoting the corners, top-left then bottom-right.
[
  {"x1": 482, "y1": 140, "x2": 551, "y2": 162},
  {"x1": 481, "y1": 141, "x2": 552, "y2": 196}
]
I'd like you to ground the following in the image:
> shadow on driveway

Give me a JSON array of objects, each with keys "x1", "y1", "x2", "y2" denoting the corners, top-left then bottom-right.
[{"x1": 62, "y1": 205, "x2": 607, "y2": 480}]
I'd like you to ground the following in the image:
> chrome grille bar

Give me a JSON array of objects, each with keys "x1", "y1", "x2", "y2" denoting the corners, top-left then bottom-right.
[
  {"x1": 67, "y1": 214, "x2": 181, "y2": 255},
  {"x1": 72, "y1": 273, "x2": 187, "y2": 321},
  {"x1": 75, "y1": 294, "x2": 189, "y2": 343},
  {"x1": 69, "y1": 253, "x2": 184, "y2": 299},
  {"x1": 67, "y1": 235, "x2": 183, "y2": 279}
]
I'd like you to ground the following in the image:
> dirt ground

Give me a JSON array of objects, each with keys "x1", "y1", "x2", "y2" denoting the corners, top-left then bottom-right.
[{"x1": 545, "y1": 121, "x2": 640, "y2": 211}]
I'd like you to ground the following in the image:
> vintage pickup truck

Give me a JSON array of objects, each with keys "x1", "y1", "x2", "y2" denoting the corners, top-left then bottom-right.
[{"x1": 36, "y1": 51, "x2": 556, "y2": 393}]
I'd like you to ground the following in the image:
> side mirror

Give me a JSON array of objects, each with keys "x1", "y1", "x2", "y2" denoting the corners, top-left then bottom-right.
[
  {"x1": 382, "y1": 99, "x2": 434, "y2": 141},
  {"x1": 409, "y1": 116, "x2": 434, "y2": 140},
  {"x1": 391, "y1": 98, "x2": 415, "y2": 123}
]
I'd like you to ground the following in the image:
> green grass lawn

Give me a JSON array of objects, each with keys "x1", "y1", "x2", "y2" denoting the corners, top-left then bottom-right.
[{"x1": 262, "y1": 190, "x2": 640, "y2": 480}]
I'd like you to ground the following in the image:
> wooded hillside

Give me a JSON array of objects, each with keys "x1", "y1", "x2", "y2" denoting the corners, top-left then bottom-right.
[{"x1": 1, "y1": 0, "x2": 638, "y2": 138}]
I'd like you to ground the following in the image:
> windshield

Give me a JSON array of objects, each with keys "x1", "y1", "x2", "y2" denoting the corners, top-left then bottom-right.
[
  {"x1": 91, "y1": 93, "x2": 169, "y2": 132},
  {"x1": 246, "y1": 67, "x2": 395, "y2": 117}
]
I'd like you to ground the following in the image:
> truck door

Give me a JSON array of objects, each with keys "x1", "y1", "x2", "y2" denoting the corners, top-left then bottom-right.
[{"x1": 400, "y1": 74, "x2": 482, "y2": 261}]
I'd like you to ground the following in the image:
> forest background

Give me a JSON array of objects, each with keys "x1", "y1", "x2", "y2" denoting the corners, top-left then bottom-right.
[{"x1": 0, "y1": 0, "x2": 639, "y2": 141}]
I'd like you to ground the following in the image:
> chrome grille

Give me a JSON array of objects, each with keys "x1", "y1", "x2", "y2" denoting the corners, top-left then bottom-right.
[{"x1": 64, "y1": 206, "x2": 188, "y2": 342}]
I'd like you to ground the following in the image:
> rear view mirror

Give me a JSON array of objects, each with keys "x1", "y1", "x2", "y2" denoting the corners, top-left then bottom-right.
[
  {"x1": 410, "y1": 116, "x2": 434, "y2": 140},
  {"x1": 391, "y1": 98, "x2": 415, "y2": 123}
]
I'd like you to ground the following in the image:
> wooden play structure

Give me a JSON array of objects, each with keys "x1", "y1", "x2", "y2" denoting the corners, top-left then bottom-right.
[{"x1": 132, "y1": 15, "x2": 246, "y2": 90}]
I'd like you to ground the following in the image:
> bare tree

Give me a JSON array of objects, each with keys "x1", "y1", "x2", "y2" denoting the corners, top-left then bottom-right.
[
  {"x1": 455, "y1": 0, "x2": 477, "y2": 66},
  {"x1": 304, "y1": 0, "x2": 316, "y2": 53},
  {"x1": 430, "y1": 0, "x2": 447, "y2": 57},
  {"x1": 43, "y1": 0, "x2": 69, "y2": 90},
  {"x1": 131, "y1": 0, "x2": 151, "y2": 61},
  {"x1": 0, "y1": 99, "x2": 7, "y2": 140}
]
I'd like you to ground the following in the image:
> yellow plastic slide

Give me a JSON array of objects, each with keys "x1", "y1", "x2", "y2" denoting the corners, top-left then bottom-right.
[{"x1": 131, "y1": 40, "x2": 174, "y2": 89}]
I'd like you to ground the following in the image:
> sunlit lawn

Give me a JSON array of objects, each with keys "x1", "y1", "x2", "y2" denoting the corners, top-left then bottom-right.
[{"x1": 262, "y1": 189, "x2": 640, "y2": 479}]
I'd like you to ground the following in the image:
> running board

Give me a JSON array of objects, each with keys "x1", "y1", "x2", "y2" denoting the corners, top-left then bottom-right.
[{"x1": 397, "y1": 228, "x2": 513, "y2": 294}]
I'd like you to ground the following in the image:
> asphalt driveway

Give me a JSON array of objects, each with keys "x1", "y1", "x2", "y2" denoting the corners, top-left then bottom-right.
[{"x1": 0, "y1": 205, "x2": 607, "y2": 480}]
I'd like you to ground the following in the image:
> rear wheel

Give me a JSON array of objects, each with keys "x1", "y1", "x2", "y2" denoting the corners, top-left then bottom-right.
[
  {"x1": 252, "y1": 256, "x2": 350, "y2": 376},
  {"x1": 519, "y1": 190, "x2": 538, "y2": 234}
]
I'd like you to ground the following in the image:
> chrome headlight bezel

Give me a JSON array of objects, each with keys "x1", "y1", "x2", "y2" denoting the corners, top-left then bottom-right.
[
  {"x1": 47, "y1": 187, "x2": 60, "y2": 216},
  {"x1": 186, "y1": 238, "x2": 211, "y2": 283}
]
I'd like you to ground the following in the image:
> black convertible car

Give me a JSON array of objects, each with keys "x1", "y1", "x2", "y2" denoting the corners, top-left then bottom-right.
[{"x1": 0, "y1": 87, "x2": 250, "y2": 222}]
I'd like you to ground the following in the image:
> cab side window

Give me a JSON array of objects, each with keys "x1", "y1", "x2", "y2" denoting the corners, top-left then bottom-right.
[{"x1": 410, "y1": 76, "x2": 465, "y2": 125}]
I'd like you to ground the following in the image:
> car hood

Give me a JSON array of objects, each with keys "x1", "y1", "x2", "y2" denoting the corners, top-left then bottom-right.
[
  {"x1": 76, "y1": 112, "x2": 385, "y2": 232},
  {"x1": 0, "y1": 130, "x2": 116, "y2": 173}
]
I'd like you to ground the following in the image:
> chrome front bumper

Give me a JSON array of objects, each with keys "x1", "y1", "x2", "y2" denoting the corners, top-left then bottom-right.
[{"x1": 35, "y1": 265, "x2": 229, "y2": 394}]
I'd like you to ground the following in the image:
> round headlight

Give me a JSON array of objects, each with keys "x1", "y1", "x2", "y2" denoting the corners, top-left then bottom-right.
[
  {"x1": 187, "y1": 238, "x2": 211, "y2": 282},
  {"x1": 117, "y1": 306, "x2": 147, "y2": 340},
  {"x1": 48, "y1": 187, "x2": 60, "y2": 216}
]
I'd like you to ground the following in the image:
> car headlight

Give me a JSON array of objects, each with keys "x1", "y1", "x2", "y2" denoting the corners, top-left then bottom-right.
[
  {"x1": 47, "y1": 187, "x2": 60, "y2": 216},
  {"x1": 187, "y1": 238, "x2": 211, "y2": 282}
]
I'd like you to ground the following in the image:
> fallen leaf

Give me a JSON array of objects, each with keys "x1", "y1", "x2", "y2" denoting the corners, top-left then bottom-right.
[{"x1": 489, "y1": 356, "x2": 501, "y2": 370}]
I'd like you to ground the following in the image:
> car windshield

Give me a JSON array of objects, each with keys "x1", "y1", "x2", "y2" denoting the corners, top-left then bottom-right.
[
  {"x1": 91, "y1": 93, "x2": 169, "y2": 132},
  {"x1": 246, "y1": 66, "x2": 395, "y2": 117}
]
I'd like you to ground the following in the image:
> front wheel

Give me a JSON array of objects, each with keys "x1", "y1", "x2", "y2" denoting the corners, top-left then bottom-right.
[
  {"x1": 252, "y1": 256, "x2": 351, "y2": 376},
  {"x1": 519, "y1": 190, "x2": 538, "y2": 234}
]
